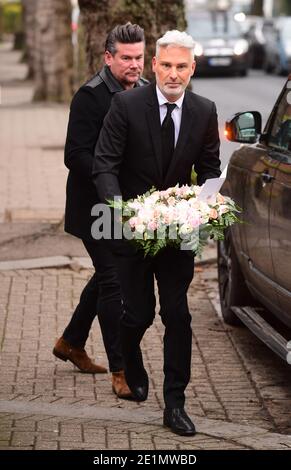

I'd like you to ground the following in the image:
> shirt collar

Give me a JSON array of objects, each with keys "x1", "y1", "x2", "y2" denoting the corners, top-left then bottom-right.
[
  {"x1": 99, "y1": 65, "x2": 124, "y2": 93},
  {"x1": 156, "y1": 85, "x2": 184, "y2": 109},
  {"x1": 100, "y1": 65, "x2": 147, "y2": 93}
]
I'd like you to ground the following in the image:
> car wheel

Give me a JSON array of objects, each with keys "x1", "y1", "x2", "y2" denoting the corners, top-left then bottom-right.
[
  {"x1": 239, "y1": 68, "x2": 248, "y2": 77},
  {"x1": 264, "y1": 59, "x2": 273, "y2": 74},
  {"x1": 274, "y1": 61, "x2": 287, "y2": 76},
  {"x1": 217, "y1": 230, "x2": 253, "y2": 326}
]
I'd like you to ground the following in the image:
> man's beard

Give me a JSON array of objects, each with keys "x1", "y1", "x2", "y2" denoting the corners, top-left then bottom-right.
[
  {"x1": 163, "y1": 83, "x2": 185, "y2": 96},
  {"x1": 124, "y1": 71, "x2": 141, "y2": 81}
]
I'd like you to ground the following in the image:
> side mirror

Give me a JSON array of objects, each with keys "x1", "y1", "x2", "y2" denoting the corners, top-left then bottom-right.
[{"x1": 225, "y1": 111, "x2": 262, "y2": 143}]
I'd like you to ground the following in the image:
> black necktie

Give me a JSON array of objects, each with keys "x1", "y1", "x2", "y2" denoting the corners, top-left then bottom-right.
[{"x1": 161, "y1": 103, "x2": 176, "y2": 178}]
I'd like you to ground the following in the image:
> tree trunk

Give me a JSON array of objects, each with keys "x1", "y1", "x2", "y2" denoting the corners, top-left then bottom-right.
[
  {"x1": 250, "y1": 0, "x2": 264, "y2": 16},
  {"x1": 22, "y1": 0, "x2": 37, "y2": 78},
  {"x1": 33, "y1": 0, "x2": 73, "y2": 102},
  {"x1": 279, "y1": 0, "x2": 291, "y2": 15},
  {"x1": 110, "y1": 0, "x2": 157, "y2": 80},
  {"x1": 78, "y1": 0, "x2": 119, "y2": 79},
  {"x1": 0, "y1": 4, "x2": 4, "y2": 42},
  {"x1": 156, "y1": 0, "x2": 186, "y2": 34},
  {"x1": 78, "y1": 0, "x2": 186, "y2": 81},
  {"x1": 112, "y1": 0, "x2": 186, "y2": 80}
]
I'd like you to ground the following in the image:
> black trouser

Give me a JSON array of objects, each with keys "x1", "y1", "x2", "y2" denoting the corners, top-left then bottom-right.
[
  {"x1": 62, "y1": 239, "x2": 123, "y2": 372},
  {"x1": 114, "y1": 247, "x2": 194, "y2": 408}
]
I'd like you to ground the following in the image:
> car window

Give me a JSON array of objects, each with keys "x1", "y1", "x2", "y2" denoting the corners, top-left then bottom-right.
[
  {"x1": 268, "y1": 83, "x2": 291, "y2": 158},
  {"x1": 263, "y1": 24, "x2": 277, "y2": 39},
  {"x1": 281, "y1": 19, "x2": 291, "y2": 40}
]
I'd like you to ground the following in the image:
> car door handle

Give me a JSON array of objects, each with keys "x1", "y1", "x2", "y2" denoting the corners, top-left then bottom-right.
[{"x1": 261, "y1": 172, "x2": 275, "y2": 183}]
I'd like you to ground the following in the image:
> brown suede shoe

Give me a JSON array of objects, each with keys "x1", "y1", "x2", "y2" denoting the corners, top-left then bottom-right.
[
  {"x1": 53, "y1": 337, "x2": 107, "y2": 374},
  {"x1": 112, "y1": 370, "x2": 134, "y2": 399}
]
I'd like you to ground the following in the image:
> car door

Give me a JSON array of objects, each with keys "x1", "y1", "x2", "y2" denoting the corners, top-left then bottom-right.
[
  {"x1": 240, "y1": 143, "x2": 280, "y2": 312},
  {"x1": 267, "y1": 81, "x2": 291, "y2": 326}
]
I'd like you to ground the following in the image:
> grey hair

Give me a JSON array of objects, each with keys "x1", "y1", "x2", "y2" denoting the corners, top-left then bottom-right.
[{"x1": 156, "y1": 30, "x2": 195, "y2": 58}]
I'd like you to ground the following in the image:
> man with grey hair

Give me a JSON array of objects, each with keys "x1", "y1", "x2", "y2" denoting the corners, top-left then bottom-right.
[{"x1": 93, "y1": 30, "x2": 221, "y2": 436}]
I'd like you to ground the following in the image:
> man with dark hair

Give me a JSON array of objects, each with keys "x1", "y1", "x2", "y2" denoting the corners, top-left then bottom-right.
[{"x1": 53, "y1": 22, "x2": 147, "y2": 398}]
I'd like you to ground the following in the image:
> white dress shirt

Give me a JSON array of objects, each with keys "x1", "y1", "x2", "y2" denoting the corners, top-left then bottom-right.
[{"x1": 156, "y1": 85, "x2": 185, "y2": 146}]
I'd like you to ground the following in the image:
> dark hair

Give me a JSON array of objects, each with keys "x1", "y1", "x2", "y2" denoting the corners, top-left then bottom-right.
[{"x1": 105, "y1": 22, "x2": 145, "y2": 55}]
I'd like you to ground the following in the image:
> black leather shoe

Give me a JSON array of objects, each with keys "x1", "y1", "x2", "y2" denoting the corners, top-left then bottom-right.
[
  {"x1": 163, "y1": 408, "x2": 196, "y2": 436},
  {"x1": 127, "y1": 377, "x2": 148, "y2": 402},
  {"x1": 124, "y1": 346, "x2": 149, "y2": 402}
]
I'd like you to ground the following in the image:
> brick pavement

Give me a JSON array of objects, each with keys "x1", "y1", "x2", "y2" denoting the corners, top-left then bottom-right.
[
  {"x1": 1, "y1": 266, "x2": 291, "y2": 450},
  {"x1": 0, "y1": 43, "x2": 68, "y2": 223}
]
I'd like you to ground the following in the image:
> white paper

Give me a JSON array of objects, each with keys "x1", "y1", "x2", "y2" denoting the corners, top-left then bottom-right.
[
  {"x1": 197, "y1": 177, "x2": 225, "y2": 202},
  {"x1": 220, "y1": 164, "x2": 228, "y2": 179}
]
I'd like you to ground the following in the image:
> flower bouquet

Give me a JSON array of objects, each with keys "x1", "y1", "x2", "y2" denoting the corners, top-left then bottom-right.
[{"x1": 110, "y1": 184, "x2": 241, "y2": 257}]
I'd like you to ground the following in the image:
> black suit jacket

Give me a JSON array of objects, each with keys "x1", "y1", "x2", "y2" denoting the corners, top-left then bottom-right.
[
  {"x1": 93, "y1": 82, "x2": 221, "y2": 205},
  {"x1": 64, "y1": 65, "x2": 148, "y2": 240}
]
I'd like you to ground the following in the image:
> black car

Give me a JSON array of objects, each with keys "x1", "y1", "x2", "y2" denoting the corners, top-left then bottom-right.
[
  {"x1": 218, "y1": 76, "x2": 291, "y2": 362},
  {"x1": 264, "y1": 17, "x2": 291, "y2": 75},
  {"x1": 187, "y1": 10, "x2": 249, "y2": 76}
]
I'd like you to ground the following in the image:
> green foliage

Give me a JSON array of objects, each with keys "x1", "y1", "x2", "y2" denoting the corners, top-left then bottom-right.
[
  {"x1": 279, "y1": 0, "x2": 291, "y2": 15},
  {"x1": 1, "y1": 2, "x2": 22, "y2": 34},
  {"x1": 191, "y1": 169, "x2": 197, "y2": 185}
]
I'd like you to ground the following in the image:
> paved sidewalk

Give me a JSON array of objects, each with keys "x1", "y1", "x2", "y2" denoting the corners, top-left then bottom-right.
[
  {"x1": 0, "y1": 43, "x2": 68, "y2": 223},
  {"x1": 1, "y1": 42, "x2": 291, "y2": 451},
  {"x1": 1, "y1": 265, "x2": 291, "y2": 450}
]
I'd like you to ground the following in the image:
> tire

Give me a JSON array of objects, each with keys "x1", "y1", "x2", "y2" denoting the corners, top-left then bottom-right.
[
  {"x1": 264, "y1": 59, "x2": 274, "y2": 74},
  {"x1": 217, "y1": 230, "x2": 254, "y2": 326},
  {"x1": 239, "y1": 68, "x2": 248, "y2": 77},
  {"x1": 272, "y1": 55, "x2": 285, "y2": 76}
]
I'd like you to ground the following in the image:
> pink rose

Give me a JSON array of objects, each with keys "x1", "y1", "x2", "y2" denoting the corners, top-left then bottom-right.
[
  {"x1": 217, "y1": 193, "x2": 225, "y2": 204},
  {"x1": 129, "y1": 217, "x2": 137, "y2": 228},
  {"x1": 148, "y1": 221, "x2": 158, "y2": 231},
  {"x1": 219, "y1": 205, "x2": 229, "y2": 215},
  {"x1": 167, "y1": 196, "x2": 176, "y2": 206},
  {"x1": 209, "y1": 208, "x2": 218, "y2": 219}
]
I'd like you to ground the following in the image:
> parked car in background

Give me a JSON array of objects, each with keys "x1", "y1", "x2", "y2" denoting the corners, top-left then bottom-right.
[
  {"x1": 244, "y1": 17, "x2": 277, "y2": 69},
  {"x1": 218, "y1": 76, "x2": 291, "y2": 362},
  {"x1": 187, "y1": 10, "x2": 249, "y2": 76},
  {"x1": 264, "y1": 17, "x2": 291, "y2": 75}
]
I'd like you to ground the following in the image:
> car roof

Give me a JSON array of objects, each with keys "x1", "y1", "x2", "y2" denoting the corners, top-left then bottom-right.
[{"x1": 187, "y1": 11, "x2": 243, "y2": 39}]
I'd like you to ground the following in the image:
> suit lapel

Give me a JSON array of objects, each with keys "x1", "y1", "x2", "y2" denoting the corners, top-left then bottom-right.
[
  {"x1": 145, "y1": 86, "x2": 199, "y2": 185},
  {"x1": 164, "y1": 92, "x2": 195, "y2": 182},
  {"x1": 145, "y1": 84, "x2": 163, "y2": 180}
]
